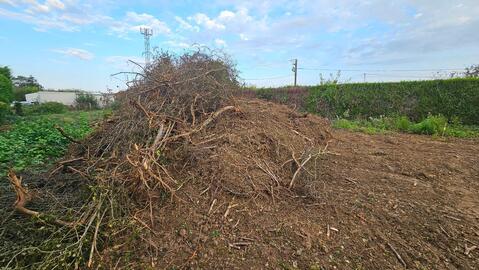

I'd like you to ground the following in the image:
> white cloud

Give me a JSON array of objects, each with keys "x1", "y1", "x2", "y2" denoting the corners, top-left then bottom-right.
[
  {"x1": 110, "y1": 11, "x2": 170, "y2": 37},
  {"x1": 164, "y1": 40, "x2": 191, "y2": 49},
  {"x1": 215, "y1": 38, "x2": 227, "y2": 47},
  {"x1": 53, "y1": 48, "x2": 94, "y2": 60},
  {"x1": 189, "y1": 13, "x2": 225, "y2": 30},
  {"x1": 0, "y1": 0, "x2": 111, "y2": 31},
  {"x1": 239, "y1": 33, "x2": 249, "y2": 41},
  {"x1": 23, "y1": 0, "x2": 65, "y2": 14},
  {"x1": 0, "y1": 7, "x2": 79, "y2": 31},
  {"x1": 46, "y1": 0, "x2": 65, "y2": 10},
  {"x1": 175, "y1": 16, "x2": 199, "y2": 32},
  {"x1": 218, "y1": 10, "x2": 235, "y2": 21},
  {"x1": 28, "y1": 3, "x2": 50, "y2": 13},
  {"x1": 186, "y1": 7, "x2": 254, "y2": 32},
  {"x1": 0, "y1": 0, "x2": 16, "y2": 6}
]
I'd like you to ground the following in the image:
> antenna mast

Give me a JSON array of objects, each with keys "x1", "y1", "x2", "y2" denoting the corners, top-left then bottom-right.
[{"x1": 140, "y1": 27, "x2": 153, "y2": 66}]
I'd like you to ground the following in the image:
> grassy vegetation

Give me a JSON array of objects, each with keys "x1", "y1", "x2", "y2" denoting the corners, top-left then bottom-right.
[
  {"x1": 332, "y1": 115, "x2": 479, "y2": 138},
  {"x1": 0, "y1": 110, "x2": 104, "y2": 177}
]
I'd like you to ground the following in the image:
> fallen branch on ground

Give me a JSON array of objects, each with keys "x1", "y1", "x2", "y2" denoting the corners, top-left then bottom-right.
[
  {"x1": 387, "y1": 242, "x2": 407, "y2": 268},
  {"x1": 8, "y1": 169, "x2": 79, "y2": 227},
  {"x1": 54, "y1": 125, "x2": 83, "y2": 145}
]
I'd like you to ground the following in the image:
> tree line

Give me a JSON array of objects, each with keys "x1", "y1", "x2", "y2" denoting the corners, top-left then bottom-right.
[{"x1": 0, "y1": 66, "x2": 43, "y2": 104}]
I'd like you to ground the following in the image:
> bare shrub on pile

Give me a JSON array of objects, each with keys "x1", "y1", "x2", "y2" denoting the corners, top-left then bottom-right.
[{"x1": 83, "y1": 49, "x2": 239, "y2": 200}]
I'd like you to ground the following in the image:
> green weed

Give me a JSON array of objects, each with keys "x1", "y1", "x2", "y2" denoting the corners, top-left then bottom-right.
[
  {"x1": 333, "y1": 115, "x2": 479, "y2": 138},
  {"x1": 0, "y1": 111, "x2": 102, "y2": 176}
]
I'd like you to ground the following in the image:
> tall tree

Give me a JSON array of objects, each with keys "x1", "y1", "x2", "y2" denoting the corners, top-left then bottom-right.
[
  {"x1": 12, "y1": 75, "x2": 43, "y2": 89},
  {"x1": 0, "y1": 66, "x2": 12, "y2": 80}
]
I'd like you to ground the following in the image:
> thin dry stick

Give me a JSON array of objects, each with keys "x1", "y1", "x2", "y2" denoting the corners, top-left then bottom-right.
[
  {"x1": 190, "y1": 94, "x2": 199, "y2": 126},
  {"x1": 208, "y1": 199, "x2": 217, "y2": 215},
  {"x1": 87, "y1": 209, "x2": 106, "y2": 268},
  {"x1": 387, "y1": 242, "x2": 407, "y2": 268},
  {"x1": 224, "y1": 199, "x2": 239, "y2": 218},
  {"x1": 289, "y1": 154, "x2": 313, "y2": 189}
]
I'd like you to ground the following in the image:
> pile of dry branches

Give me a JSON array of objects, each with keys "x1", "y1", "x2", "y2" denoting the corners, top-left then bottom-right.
[
  {"x1": 76, "y1": 50, "x2": 241, "y2": 200},
  {"x1": 6, "y1": 49, "x2": 332, "y2": 268}
]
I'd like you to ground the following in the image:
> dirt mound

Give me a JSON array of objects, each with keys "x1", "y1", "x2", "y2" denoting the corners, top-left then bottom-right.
[
  {"x1": 179, "y1": 98, "x2": 331, "y2": 199},
  {"x1": 98, "y1": 97, "x2": 332, "y2": 268}
]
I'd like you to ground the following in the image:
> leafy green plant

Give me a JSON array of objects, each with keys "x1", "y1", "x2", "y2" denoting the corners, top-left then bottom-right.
[
  {"x1": 24, "y1": 102, "x2": 69, "y2": 115},
  {"x1": 394, "y1": 116, "x2": 412, "y2": 132},
  {"x1": 410, "y1": 115, "x2": 447, "y2": 135},
  {"x1": 0, "y1": 101, "x2": 9, "y2": 123},
  {"x1": 332, "y1": 115, "x2": 479, "y2": 138},
  {"x1": 0, "y1": 111, "x2": 99, "y2": 175}
]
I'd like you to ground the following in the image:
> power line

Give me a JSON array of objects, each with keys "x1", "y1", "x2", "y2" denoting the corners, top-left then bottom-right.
[
  {"x1": 240, "y1": 59, "x2": 467, "y2": 85},
  {"x1": 298, "y1": 67, "x2": 465, "y2": 72},
  {"x1": 242, "y1": 74, "x2": 292, "y2": 81},
  {"x1": 365, "y1": 73, "x2": 435, "y2": 78}
]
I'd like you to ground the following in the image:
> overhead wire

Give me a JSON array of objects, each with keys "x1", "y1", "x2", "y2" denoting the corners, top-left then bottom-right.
[
  {"x1": 238, "y1": 62, "x2": 466, "y2": 82},
  {"x1": 242, "y1": 74, "x2": 292, "y2": 81}
]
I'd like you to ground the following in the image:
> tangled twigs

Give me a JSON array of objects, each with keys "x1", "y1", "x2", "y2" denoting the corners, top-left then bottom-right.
[
  {"x1": 167, "y1": 105, "x2": 236, "y2": 141},
  {"x1": 7, "y1": 169, "x2": 78, "y2": 227},
  {"x1": 288, "y1": 141, "x2": 331, "y2": 189}
]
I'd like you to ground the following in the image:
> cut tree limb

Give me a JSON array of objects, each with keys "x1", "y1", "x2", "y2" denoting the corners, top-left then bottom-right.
[{"x1": 8, "y1": 169, "x2": 78, "y2": 227}]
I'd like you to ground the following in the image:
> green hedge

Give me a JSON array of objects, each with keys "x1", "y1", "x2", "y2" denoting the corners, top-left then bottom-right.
[
  {"x1": 243, "y1": 78, "x2": 479, "y2": 125},
  {"x1": 307, "y1": 78, "x2": 479, "y2": 124}
]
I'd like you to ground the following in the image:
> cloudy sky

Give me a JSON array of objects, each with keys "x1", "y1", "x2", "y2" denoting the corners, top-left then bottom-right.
[{"x1": 0, "y1": 0, "x2": 478, "y2": 91}]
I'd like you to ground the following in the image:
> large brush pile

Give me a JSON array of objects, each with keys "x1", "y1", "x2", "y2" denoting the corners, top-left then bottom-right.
[
  {"x1": 6, "y1": 51, "x2": 332, "y2": 268},
  {"x1": 75, "y1": 51, "x2": 331, "y2": 204}
]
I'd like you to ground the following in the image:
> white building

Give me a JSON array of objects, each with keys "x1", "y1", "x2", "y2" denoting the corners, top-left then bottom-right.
[{"x1": 25, "y1": 90, "x2": 113, "y2": 107}]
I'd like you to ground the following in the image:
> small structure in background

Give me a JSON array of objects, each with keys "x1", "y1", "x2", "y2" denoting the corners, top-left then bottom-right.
[{"x1": 25, "y1": 90, "x2": 113, "y2": 108}]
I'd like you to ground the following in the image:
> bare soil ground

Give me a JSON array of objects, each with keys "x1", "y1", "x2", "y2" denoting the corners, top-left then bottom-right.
[
  {"x1": 105, "y1": 103, "x2": 479, "y2": 269},
  {"x1": 2, "y1": 99, "x2": 478, "y2": 270}
]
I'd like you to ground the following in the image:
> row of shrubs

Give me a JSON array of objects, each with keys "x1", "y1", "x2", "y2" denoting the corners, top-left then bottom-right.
[
  {"x1": 1, "y1": 101, "x2": 98, "y2": 124},
  {"x1": 241, "y1": 78, "x2": 479, "y2": 125}
]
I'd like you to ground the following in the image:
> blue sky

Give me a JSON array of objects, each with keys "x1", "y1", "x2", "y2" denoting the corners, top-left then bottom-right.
[{"x1": 0, "y1": 0, "x2": 478, "y2": 91}]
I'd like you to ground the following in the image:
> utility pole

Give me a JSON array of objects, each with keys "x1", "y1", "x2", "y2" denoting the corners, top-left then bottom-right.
[
  {"x1": 363, "y1": 73, "x2": 366, "y2": 83},
  {"x1": 140, "y1": 27, "x2": 153, "y2": 66},
  {"x1": 291, "y1": 59, "x2": 298, "y2": 86}
]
